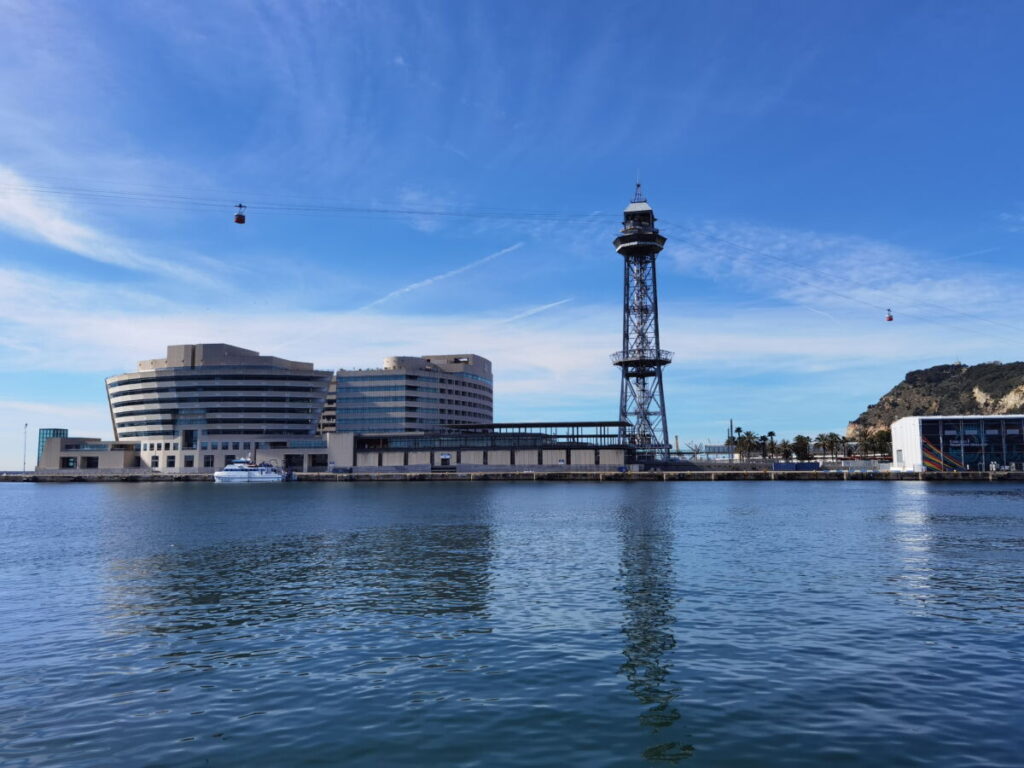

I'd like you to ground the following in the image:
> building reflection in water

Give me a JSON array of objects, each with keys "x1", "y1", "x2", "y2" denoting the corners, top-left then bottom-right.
[
  {"x1": 888, "y1": 484, "x2": 1023, "y2": 622},
  {"x1": 104, "y1": 522, "x2": 495, "y2": 640},
  {"x1": 615, "y1": 501, "x2": 693, "y2": 762},
  {"x1": 891, "y1": 485, "x2": 935, "y2": 604}
]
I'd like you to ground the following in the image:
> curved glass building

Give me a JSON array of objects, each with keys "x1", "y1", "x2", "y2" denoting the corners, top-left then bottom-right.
[{"x1": 106, "y1": 344, "x2": 331, "y2": 471}]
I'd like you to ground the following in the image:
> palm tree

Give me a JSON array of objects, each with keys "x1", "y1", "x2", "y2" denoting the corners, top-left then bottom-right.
[
  {"x1": 777, "y1": 439, "x2": 793, "y2": 460},
  {"x1": 741, "y1": 430, "x2": 757, "y2": 459},
  {"x1": 826, "y1": 432, "x2": 843, "y2": 460},
  {"x1": 767, "y1": 431, "x2": 777, "y2": 458},
  {"x1": 814, "y1": 433, "x2": 829, "y2": 459},
  {"x1": 792, "y1": 435, "x2": 813, "y2": 460}
]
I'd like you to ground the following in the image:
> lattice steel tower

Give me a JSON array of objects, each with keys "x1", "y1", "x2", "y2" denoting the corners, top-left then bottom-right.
[{"x1": 611, "y1": 184, "x2": 672, "y2": 461}]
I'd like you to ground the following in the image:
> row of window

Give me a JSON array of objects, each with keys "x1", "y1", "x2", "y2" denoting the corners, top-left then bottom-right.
[
  {"x1": 337, "y1": 375, "x2": 491, "y2": 392},
  {"x1": 111, "y1": 386, "x2": 325, "y2": 399},
  {"x1": 141, "y1": 440, "x2": 323, "y2": 452},
  {"x1": 118, "y1": 417, "x2": 317, "y2": 428},
  {"x1": 111, "y1": 399, "x2": 321, "y2": 411},
  {"x1": 151, "y1": 455, "x2": 212, "y2": 468},
  {"x1": 108, "y1": 373, "x2": 330, "y2": 388},
  {"x1": 333, "y1": 395, "x2": 440, "y2": 404},
  {"x1": 337, "y1": 374, "x2": 433, "y2": 383},
  {"x1": 336, "y1": 417, "x2": 425, "y2": 426},
  {"x1": 436, "y1": 390, "x2": 493, "y2": 403},
  {"x1": 438, "y1": 375, "x2": 492, "y2": 390},
  {"x1": 330, "y1": 395, "x2": 489, "y2": 409},
  {"x1": 335, "y1": 385, "x2": 440, "y2": 394},
  {"x1": 121, "y1": 428, "x2": 314, "y2": 438},
  {"x1": 336, "y1": 407, "x2": 441, "y2": 415},
  {"x1": 114, "y1": 407, "x2": 316, "y2": 418}
]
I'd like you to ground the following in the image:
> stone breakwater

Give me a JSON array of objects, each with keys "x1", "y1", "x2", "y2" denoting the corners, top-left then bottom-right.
[{"x1": 4, "y1": 470, "x2": 1024, "y2": 482}]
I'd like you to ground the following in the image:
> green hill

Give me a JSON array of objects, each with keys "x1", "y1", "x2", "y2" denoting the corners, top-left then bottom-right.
[{"x1": 848, "y1": 362, "x2": 1024, "y2": 435}]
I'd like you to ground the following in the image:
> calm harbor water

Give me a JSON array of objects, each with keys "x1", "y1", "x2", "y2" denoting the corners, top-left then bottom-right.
[{"x1": 1, "y1": 481, "x2": 1022, "y2": 767}]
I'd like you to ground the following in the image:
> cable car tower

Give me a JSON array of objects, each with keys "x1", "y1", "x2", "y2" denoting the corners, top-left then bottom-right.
[{"x1": 611, "y1": 183, "x2": 672, "y2": 462}]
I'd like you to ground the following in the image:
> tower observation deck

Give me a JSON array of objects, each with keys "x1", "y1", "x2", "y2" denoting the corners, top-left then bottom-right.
[{"x1": 611, "y1": 184, "x2": 671, "y2": 461}]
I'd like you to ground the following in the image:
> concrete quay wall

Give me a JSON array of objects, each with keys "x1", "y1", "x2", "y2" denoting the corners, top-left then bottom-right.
[
  {"x1": 293, "y1": 469, "x2": 1024, "y2": 482},
  {"x1": 4, "y1": 470, "x2": 1024, "y2": 483}
]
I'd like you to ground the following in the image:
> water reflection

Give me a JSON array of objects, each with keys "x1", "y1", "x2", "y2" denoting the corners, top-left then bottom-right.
[
  {"x1": 105, "y1": 523, "x2": 495, "y2": 638},
  {"x1": 886, "y1": 485, "x2": 1024, "y2": 622},
  {"x1": 616, "y1": 502, "x2": 692, "y2": 762},
  {"x1": 889, "y1": 486, "x2": 935, "y2": 611}
]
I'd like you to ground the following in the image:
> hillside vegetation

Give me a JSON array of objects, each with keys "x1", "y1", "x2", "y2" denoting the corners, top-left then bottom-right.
[{"x1": 848, "y1": 362, "x2": 1024, "y2": 435}]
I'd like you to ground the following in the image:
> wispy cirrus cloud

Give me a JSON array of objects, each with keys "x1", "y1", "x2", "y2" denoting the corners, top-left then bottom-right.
[
  {"x1": 664, "y1": 220, "x2": 1023, "y2": 338},
  {"x1": 998, "y1": 208, "x2": 1024, "y2": 233},
  {"x1": 499, "y1": 298, "x2": 572, "y2": 323},
  {"x1": 0, "y1": 167, "x2": 215, "y2": 285},
  {"x1": 361, "y1": 242, "x2": 523, "y2": 309}
]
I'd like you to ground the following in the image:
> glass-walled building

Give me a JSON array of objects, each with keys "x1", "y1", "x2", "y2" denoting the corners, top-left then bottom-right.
[
  {"x1": 891, "y1": 415, "x2": 1024, "y2": 471},
  {"x1": 37, "y1": 427, "x2": 68, "y2": 463},
  {"x1": 320, "y1": 354, "x2": 493, "y2": 433}
]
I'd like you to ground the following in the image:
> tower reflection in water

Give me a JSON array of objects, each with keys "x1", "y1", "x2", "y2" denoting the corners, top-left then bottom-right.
[{"x1": 615, "y1": 502, "x2": 693, "y2": 762}]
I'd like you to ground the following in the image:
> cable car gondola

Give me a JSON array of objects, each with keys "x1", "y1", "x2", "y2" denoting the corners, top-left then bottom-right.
[
  {"x1": 234, "y1": 203, "x2": 246, "y2": 224},
  {"x1": 885, "y1": 308, "x2": 893, "y2": 322}
]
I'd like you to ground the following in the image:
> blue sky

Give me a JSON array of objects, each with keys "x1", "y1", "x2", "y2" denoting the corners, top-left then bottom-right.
[{"x1": 2, "y1": 0, "x2": 1024, "y2": 467}]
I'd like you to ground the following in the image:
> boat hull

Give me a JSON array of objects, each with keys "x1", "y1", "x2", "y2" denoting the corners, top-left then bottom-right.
[{"x1": 213, "y1": 473, "x2": 284, "y2": 483}]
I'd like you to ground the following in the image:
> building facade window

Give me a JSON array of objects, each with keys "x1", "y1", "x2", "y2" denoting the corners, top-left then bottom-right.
[
  {"x1": 184, "y1": 455, "x2": 194, "y2": 468},
  {"x1": 203, "y1": 455, "x2": 215, "y2": 468}
]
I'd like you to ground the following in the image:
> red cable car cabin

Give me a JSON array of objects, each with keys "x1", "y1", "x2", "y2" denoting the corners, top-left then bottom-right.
[
  {"x1": 885, "y1": 308, "x2": 893, "y2": 322},
  {"x1": 234, "y1": 203, "x2": 246, "y2": 224}
]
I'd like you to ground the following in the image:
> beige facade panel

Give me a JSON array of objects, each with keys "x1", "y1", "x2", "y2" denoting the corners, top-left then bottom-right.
[
  {"x1": 513, "y1": 450, "x2": 537, "y2": 466},
  {"x1": 38, "y1": 437, "x2": 139, "y2": 471},
  {"x1": 541, "y1": 449, "x2": 569, "y2": 465},
  {"x1": 600, "y1": 449, "x2": 627, "y2": 465},
  {"x1": 571, "y1": 449, "x2": 599, "y2": 466},
  {"x1": 485, "y1": 450, "x2": 511, "y2": 465}
]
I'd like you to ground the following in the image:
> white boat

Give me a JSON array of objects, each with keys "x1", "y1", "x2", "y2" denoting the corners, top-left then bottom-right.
[{"x1": 213, "y1": 457, "x2": 286, "y2": 483}]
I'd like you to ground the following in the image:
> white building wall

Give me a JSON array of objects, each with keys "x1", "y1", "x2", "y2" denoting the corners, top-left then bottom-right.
[{"x1": 891, "y1": 417, "x2": 924, "y2": 470}]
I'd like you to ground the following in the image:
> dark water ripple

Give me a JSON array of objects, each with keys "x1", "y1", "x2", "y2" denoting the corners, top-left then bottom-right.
[{"x1": 1, "y1": 481, "x2": 1023, "y2": 766}]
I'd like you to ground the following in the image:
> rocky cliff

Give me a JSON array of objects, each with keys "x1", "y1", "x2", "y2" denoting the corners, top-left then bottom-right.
[{"x1": 848, "y1": 362, "x2": 1024, "y2": 435}]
